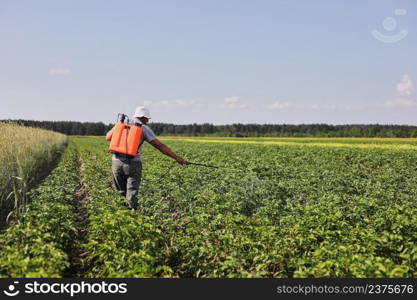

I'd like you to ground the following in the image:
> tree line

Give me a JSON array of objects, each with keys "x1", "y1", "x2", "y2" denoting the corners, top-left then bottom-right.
[{"x1": 2, "y1": 119, "x2": 417, "y2": 137}]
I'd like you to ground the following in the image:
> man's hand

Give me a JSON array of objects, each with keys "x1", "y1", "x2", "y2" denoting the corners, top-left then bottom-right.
[{"x1": 175, "y1": 157, "x2": 189, "y2": 165}]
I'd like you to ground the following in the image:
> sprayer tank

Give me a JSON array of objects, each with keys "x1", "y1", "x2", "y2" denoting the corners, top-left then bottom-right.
[{"x1": 109, "y1": 123, "x2": 143, "y2": 156}]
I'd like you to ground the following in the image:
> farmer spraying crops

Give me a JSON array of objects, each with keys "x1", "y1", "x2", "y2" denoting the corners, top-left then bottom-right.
[{"x1": 105, "y1": 106, "x2": 188, "y2": 210}]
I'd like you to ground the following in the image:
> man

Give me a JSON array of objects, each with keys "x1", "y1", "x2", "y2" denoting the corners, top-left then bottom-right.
[{"x1": 105, "y1": 106, "x2": 188, "y2": 210}]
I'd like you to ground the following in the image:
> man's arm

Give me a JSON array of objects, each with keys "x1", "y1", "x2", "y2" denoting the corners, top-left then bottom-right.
[
  {"x1": 105, "y1": 127, "x2": 114, "y2": 141},
  {"x1": 149, "y1": 139, "x2": 188, "y2": 165}
]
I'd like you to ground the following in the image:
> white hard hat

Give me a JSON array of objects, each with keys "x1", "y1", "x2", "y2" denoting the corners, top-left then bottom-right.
[{"x1": 133, "y1": 106, "x2": 151, "y2": 119}]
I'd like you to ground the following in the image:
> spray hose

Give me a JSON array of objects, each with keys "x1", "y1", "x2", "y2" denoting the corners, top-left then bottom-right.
[
  {"x1": 186, "y1": 162, "x2": 220, "y2": 168},
  {"x1": 186, "y1": 161, "x2": 244, "y2": 172}
]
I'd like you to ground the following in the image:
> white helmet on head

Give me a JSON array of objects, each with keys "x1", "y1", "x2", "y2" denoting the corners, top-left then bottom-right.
[{"x1": 134, "y1": 106, "x2": 151, "y2": 119}]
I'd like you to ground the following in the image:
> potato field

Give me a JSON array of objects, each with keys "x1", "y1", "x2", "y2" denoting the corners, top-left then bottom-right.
[{"x1": 1, "y1": 136, "x2": 417, "y2": 278}]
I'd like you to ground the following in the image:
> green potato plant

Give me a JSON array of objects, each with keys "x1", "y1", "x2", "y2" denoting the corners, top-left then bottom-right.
[{"x1": 0, "y1": 142, "x2": 79, "y2": 277}]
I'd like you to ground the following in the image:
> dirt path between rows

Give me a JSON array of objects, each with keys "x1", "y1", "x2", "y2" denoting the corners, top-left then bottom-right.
[{"x1": 64, "y1": 157, "x2": 91, "y2": 277}]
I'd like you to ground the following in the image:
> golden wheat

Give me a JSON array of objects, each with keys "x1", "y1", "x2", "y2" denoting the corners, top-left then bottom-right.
[{"x1": 0, "y1": 122, "x2": 67, "y2": 225}]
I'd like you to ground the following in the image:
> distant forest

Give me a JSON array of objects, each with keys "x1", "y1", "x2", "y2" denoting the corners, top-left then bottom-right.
[{"x1": 3, "y1": 119, "x2": 417, "y2": 138}]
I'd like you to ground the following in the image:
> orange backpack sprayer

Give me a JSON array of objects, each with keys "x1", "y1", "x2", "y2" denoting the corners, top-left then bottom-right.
[{"x1": 109, "y1": 113, "x2": 143, "y2": 157}]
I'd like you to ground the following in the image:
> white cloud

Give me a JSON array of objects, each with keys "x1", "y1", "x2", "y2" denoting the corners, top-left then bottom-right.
[
  {"x1": 223, "y1": 97, "x2": 247, "y2": 109},
  {"x1": 384, "y1": 98, "x2": 417, "y2": 108},
  {"x1": 224, "y1": 97, "x2": 240, "y2": 104},
  {"x1": 265, "y1": 101, "x2": 364, "y2": 111},
  {"x1": 308, "y1": 103, "x2": 364, "y2": 110},
  {"x1": 397, "y1": 74, "x2": 413, "y2": 96},
  {"x1": 49, "y1": 68, "x2": 71, "y2": 76},
  {"x1": 143, "y1": 99, "x2": 197, "y2": 108},
  {"x1": 266, "y1": 101, "x2": 291, "y2": 110},
  {"x1": 382, "y1": 75, "x2": 416, "y2": 108}
]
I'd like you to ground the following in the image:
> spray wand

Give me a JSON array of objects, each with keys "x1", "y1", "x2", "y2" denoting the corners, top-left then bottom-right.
[{"x1": 186, "y1": 161, "x2": 244, "y2": 172}]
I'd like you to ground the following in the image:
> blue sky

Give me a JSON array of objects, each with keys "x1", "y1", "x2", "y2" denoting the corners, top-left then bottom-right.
[{"x1": 1, "y1": 0, "x2": 416, "y2": 125}]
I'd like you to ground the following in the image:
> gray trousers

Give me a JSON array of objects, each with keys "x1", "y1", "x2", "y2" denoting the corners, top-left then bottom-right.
[{"x1": 111, "y1": 159, "x2": 142, "y2": 210}]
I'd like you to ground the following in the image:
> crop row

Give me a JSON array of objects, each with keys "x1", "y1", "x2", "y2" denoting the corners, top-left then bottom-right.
[
  {"x1": 0, "y1": 141, "x2": 79, "y2": 277},
  {"x1": 75, "y1": 137, "x2": 168, "y2": 277}
]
